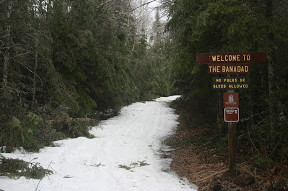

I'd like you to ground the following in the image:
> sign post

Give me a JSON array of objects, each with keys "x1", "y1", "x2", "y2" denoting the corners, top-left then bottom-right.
[
  {"x1": 196, "y1": 51, "x2": 266, "y2": 172},
  {"x1": 225, "y1": 89, "x2": 237, "y2": 171},
  {"x1": 228, "y1": 116, "x2": 236, "y2": 171}
]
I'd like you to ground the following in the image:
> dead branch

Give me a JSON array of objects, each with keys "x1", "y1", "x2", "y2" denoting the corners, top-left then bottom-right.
[
  {"x1": 131, "y1": 0, "x2": 157, "y2": 12},
  {"x1": 10, "y1": 52, "x2": 31, "y2": 59},
  {"x1": 247, "y1": 129, "x2": 262, "y2": 156},
  {"x1": 96, "y1": 0, "x2": 113, "y2": 9},
  {"x1": 15, "y1": 61, "x2": 43, "y2": 86},
  {"x1": 194, "y1": 168, "x2": 228, "y2": 183},
  {"x1": 248, "y1": 129, "x2": 275, "y2": 185},
  {"x1": 278, "y1": 146, "x2": 287, "y2": 180}
]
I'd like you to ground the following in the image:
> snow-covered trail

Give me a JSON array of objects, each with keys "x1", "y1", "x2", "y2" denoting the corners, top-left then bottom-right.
[{"x1": 0, "y1": 96, "x2": 198, "y2": 191}]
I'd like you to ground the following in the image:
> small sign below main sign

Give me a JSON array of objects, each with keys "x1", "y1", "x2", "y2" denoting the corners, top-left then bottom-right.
[
  {"x1": 224, "y1": 92, "x2": 239, "y2": 107},
  {"x1": 224, "y1": 107, "x2": 239, "y2": 122}
]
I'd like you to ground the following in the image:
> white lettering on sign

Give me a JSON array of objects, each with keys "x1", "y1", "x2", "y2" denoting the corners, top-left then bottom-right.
[{"x1": 224, "y1": 107, "x2": 239, "y2": 123}]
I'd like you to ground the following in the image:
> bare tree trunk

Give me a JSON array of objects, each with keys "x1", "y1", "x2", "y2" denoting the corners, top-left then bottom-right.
[
  {"x1": 2, "y1": 50, "x2": 9, "y2": 87},
  {"x1": 32, "y1": 40, "x2": 38, "y2": 107},
  {"x1": 266, "y1": 0, "x2": 275, "y2": 130},
  {"x1": 2, "y1": 1, "x2": 12, "y2": 89}
]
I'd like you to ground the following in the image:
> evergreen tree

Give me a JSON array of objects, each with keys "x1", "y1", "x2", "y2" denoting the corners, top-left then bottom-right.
[{"x1": 167, "y1": 0, "x2": 288, "y2": 166}]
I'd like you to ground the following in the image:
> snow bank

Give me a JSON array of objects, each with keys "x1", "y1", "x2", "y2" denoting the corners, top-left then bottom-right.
[{"x1": 0, "y1": 96, "x2": 197, "y2": 191}]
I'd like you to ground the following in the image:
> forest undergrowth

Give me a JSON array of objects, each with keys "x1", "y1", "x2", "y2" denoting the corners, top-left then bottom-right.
[{"x1": 167, "y1": 100, "x2": 288, "y2": 191}]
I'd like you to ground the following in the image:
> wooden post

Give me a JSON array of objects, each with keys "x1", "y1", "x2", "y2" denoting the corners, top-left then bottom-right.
[
  {"x1": 196, "y1": 51, "x2": 267, "y2": 172},
  {"x1": 228, "y1": 121, "x2": 236, "y2": 171},
  {"x1": 227, "y1": 89, "x2": 236, "y2": 172}
]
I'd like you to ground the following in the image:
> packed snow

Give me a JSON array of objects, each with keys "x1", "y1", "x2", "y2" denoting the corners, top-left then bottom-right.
[{"x1": 0, "y1": 96, "x2": 198, "y2": 191}]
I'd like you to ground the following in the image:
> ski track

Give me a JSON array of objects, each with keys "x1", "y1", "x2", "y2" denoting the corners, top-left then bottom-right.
[{"x1": 0, "y1": 96, "x2": 198, "y2": 191}]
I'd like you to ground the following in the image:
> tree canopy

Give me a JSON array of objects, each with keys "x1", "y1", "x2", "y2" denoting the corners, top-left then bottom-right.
[
  {"x1": 167, "y1": 0, "x2": 288, "y2": 171},
  {"x1": 0, "y1": 0, "x2": 173, "y2": 151}
]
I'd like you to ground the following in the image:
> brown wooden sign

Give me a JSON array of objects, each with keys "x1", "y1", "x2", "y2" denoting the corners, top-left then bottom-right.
[
  {"x1": 224, "y1": 108, "x2": 239, "y2": 122},
  {"x1": 224, "y1": 92, "x2": 239, "y2": 107},
  {"x1": 196, "y1": 52, "x2": 266, "y2": 64},
  {"x1": 208, "y1": 63, "x2": 250, "y2": 74}
]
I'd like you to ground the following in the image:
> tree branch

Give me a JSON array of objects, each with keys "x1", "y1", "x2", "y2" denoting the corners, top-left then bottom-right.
[
  {"x1": 131, "y1": 0, "x2": 157, "y2": 12},
  {"x1": 96, "y1": 0, "x2": 113, "y2": 10},
  {"x1": 15, "y1": 60, "x2": 43, "y2": 86}
]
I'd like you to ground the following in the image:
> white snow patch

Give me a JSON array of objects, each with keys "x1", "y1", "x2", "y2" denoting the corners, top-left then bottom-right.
[
  {"x1": 0, "y1": 96, "x2": 197, "y2": 191},
  {"x1": 155, "y1": 95, "x2": 181, "y2": 102}
]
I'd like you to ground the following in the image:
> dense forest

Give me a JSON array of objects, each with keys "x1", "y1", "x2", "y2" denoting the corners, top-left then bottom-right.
[
  {"x1": 1, "y1": 0, "x2": 288, "y2": 187},
  {"x1": 0, "y1": 0, "x2": 173, "y2": 151},
  {"x1": 165, "y1": 0, "x2": 288, "y2": 185}
]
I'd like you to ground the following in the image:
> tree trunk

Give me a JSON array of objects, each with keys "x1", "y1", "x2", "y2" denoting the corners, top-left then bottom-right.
[
  {"x1": 2, "y1": 1, "x2": 12, "y2": 89},
  {"x1": 32, "y1": 40, "x2": 38, "y2": 107},
  {"x1": 266, "y1": 0, "x2": 275, "y2": 130},
  {"x1": 2, "y1": 50, "x2": 9, "y2": 87}
]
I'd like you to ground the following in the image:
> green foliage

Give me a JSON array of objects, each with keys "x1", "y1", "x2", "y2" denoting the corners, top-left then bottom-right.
[
  {"x1": 131, "y1": 34, "x2": 175, "y2": 100},
  {"x1": 167, "y1": 0, "x2": 288, "y2": 174},
  {"x1": 0, "y1": 156, "x2": 52, "y2": 179},
  {"x1": 253, "y1": 155, "x2": 274, "y2": 170},
  {"x1": 0, "y1": 0, "x2": 147, "y2": 151},
  {"x1": 4, "y1": 113, "x2": 43, "y2": 151},
  {"x1": 52, "y1": 113, "x2": 96, "y2": 138},
  {"x1": 216, "y1": 135, "x2": 228, "y2": 153}
]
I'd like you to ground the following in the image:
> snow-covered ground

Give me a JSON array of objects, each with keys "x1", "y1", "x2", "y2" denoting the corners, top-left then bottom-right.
[{"x1": 0, "y1": 96, "x2": 198, "y2": 191}]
